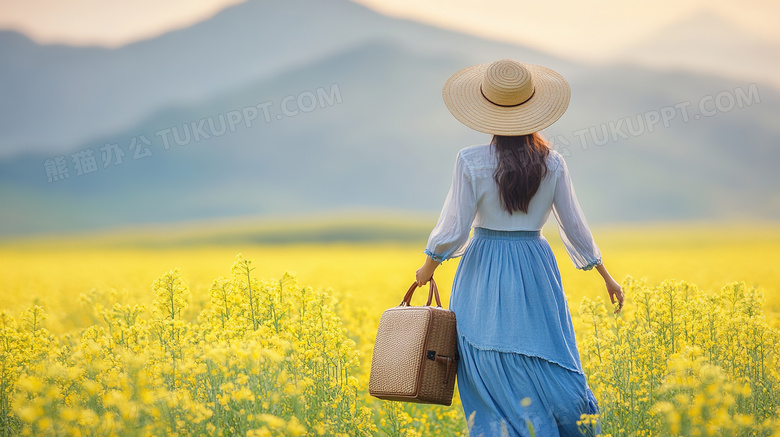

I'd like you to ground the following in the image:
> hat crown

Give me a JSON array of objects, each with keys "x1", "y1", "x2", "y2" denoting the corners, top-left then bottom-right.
[{"x1": 481, "y1": 59, "x2": 534, "y2": 107}]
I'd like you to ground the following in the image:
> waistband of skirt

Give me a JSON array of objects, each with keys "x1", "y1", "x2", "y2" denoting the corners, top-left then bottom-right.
[{"x1": 473, "y1": 227, "x2": 542, "y2": 239}]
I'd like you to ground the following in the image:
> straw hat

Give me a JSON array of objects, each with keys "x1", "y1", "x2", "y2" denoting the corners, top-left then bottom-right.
[{"x1": 442, "y1": 58, "x2": 571, "y2": 135}]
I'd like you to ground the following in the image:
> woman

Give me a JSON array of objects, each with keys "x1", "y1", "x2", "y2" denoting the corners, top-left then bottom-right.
[{"x1": 415, "y1": 59, "x2": 624, "y2": 437}]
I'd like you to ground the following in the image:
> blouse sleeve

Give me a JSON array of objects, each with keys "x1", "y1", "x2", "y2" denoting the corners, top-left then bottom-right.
[
  {"x1": 424, "y1": 151, "x2": 478, "y2": 262},
  {"x1": 552, "y1": 155, "x2": 603, "y2": 270}
]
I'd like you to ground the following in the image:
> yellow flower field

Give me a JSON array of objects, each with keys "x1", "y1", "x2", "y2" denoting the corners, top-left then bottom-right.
[{"x1": 1, "y1": 221, "x2": 780, "y2": 436}]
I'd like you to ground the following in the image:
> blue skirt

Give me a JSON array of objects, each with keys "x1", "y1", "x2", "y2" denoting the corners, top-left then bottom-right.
[{"x1": 449, "y1": 228, "x2": 600, "y2": 437}]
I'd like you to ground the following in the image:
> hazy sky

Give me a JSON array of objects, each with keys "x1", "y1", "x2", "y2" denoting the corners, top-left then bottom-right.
[{"x1": 0, "y1": 0, "x2": 777, "y2": 62}]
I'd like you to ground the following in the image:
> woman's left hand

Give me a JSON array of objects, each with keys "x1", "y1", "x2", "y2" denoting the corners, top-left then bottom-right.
[{"x1": 416, "y1": 256, "x2": 441, "y2": 286}]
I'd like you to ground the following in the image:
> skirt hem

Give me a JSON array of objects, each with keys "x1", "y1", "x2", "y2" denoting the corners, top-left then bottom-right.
[{"x1": 458, "y1": 333, "x2": 585, "y2": 376}]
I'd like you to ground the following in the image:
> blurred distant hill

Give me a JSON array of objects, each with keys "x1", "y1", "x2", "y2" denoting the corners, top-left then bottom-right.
[
  {"x1": 618, "y1": 10, "x2": 780, "y2": 92},
  {"x1": 0, "y1": 0, "x2": 778, "y2": 236}
]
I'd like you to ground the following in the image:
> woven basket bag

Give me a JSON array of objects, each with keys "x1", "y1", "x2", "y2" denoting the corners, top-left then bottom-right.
[{"x1": 369, "y1": 278, "x2": 459, "y2": 405}]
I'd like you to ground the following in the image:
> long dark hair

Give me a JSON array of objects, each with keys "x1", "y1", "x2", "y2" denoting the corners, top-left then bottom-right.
[{"x1": 492, "y1": 132, "x2": 550, "y2": 214}]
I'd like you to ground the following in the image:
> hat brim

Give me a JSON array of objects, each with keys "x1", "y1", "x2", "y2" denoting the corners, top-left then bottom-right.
[{"x1": 442, "y1": 62, "x2": 571, "y2": 136}]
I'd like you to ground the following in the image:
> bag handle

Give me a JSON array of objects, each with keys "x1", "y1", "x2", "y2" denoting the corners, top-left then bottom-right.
[{"x1": 400, "y1": 278, "x2": 442, "y2": 308}]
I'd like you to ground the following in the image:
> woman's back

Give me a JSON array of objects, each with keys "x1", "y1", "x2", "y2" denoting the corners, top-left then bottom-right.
[
  {"x1": 427, "y1": 143, "x2": 602, "y2": 272},
  {"x1": 459, "y1": 143, "x2": 560, "y2": 231}
]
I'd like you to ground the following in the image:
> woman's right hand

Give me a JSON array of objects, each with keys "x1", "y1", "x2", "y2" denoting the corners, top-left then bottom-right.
[
  {"x1": 594, "y1": 263, "x2": 624, "y2": 314},
  {"x1": 606, "y1": 279, "x2": 624, "y2": 314}
]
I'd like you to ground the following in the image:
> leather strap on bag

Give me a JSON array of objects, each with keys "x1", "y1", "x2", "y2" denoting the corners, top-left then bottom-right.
[
  {"x1": 427, "y1": 350, "x2": 457, "y2": 385},
  {"x1": 400, "y1": 278, "x2": 442, "y2": 307}
]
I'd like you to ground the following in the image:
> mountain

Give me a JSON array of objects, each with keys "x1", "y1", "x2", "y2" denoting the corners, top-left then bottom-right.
[
  {"x1": 617, "y1": 10, "x2": 780, "y2": 91},
  {"x1": 0, "y1": 0, "x2": 779, "y2": 236},
  {"x1": 0, "y1": 0, "x2": 568, "y2": 157},
  {"x1": 560, "y1": 64, "x2": 780, "y2": 223}
]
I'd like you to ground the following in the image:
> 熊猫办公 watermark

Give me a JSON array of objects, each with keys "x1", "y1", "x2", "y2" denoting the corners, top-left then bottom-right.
[{"x1": 44, "y1": 84, "x2": 343, "y2": 183}]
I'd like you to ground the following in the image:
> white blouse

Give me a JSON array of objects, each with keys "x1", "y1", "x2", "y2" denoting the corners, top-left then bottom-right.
[{"x1": 424, "y1": 144, "x2": 602, "y2": 270}]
